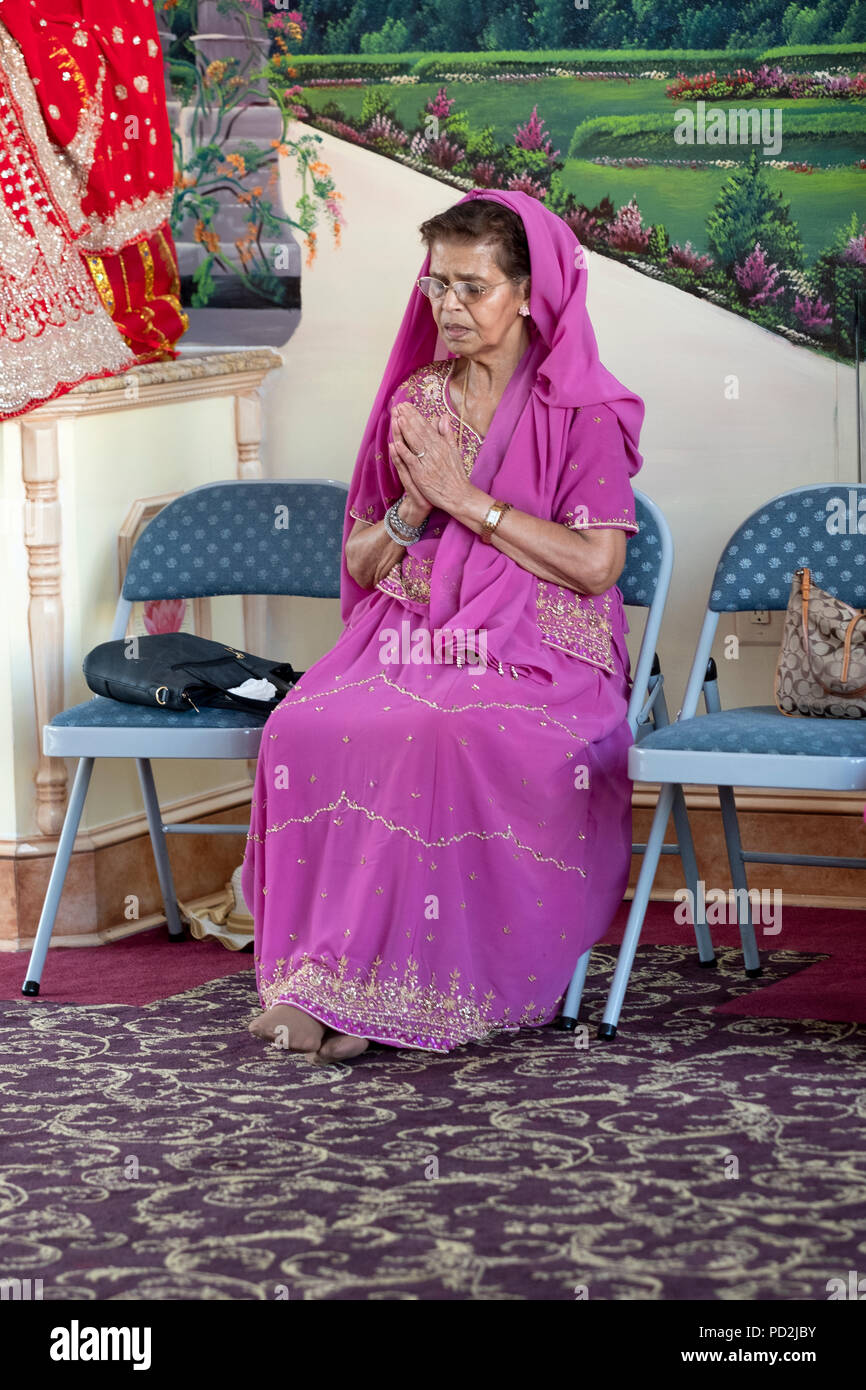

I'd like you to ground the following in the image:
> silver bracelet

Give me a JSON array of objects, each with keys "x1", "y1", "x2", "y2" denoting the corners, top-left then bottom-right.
[
  {"x1": 384, "y1": 499, "x2": 427, "y2": 546},
  {"x1": 392, "y1": 497, "x2": 427, "y2": 538},
  {"x1": 384, "y1": 507, "x2": 413, "y2": 546}
]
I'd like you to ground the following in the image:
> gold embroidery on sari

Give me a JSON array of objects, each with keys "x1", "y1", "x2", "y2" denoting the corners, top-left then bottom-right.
[
  {"x1": 257, "y1": 951, "x2": 558, "y2": 1049},
  {"x1": 117, "y1": 251, "x2": 133, "y2": 312},
  {"x1": 283, "y1": 670, "x2": 590, "y2": 745},
  {"x1": 562, "y1": 508, "x2": 638, "y2": 532},
  {"x1": 77, "y1": 189, "x2": 173, "y2": 252},
  {"x1": 401, "y1": 361, "x2": 482, "y2": 478},
  {"x1": 252, "y1": 789, "x2": 587, "y2": 874},
  {"x1": 85, "y1": 253, "x2": 115, "y2": 314},
  {"x1": 48, "y1": 45, "x2": 88, "y2": 106},
  {"x1": 536, "y1": 583, "x2": 615, "y2": 673},
  {"x1": 138, "y1": 238, "x2": 155, "y2": 300},
  {"x1": 350, "y1": 503, "x2": 378, "y2": 524},
  {"x1": 377, "y1": 552, "x2": 433, "y2": 605},
  {"x1": 64, "y1": 57, "x2": 105, "y2": 174},
  {"x1": 0, "y1": 28, "x2": 89, "y2": 230},
  {"x1": 155, "y1": 227, "x2": 181, "y2": 298}
]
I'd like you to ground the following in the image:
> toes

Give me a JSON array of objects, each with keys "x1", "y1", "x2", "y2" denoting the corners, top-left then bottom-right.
[{"x1": 317, "y1": 1034, "x2": 370, "y2": 1063}]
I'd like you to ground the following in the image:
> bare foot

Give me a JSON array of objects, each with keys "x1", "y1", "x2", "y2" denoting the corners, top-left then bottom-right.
[
  {"x1": 248, "y1": 1003, "x2": 325, "y2": 1052},
  {"x1": 315, "y1": 1030, "x2": 370, "y2": 1063}
]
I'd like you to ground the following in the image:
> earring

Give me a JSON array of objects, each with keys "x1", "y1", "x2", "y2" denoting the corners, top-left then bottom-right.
[{"x1": 519, "y1": 305, "x2": 530, "y2": 317}]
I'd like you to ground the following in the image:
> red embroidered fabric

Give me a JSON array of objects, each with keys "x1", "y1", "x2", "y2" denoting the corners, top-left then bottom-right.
[{"x1": 0, "y1": 0, "x2": 186, "y2": 418}]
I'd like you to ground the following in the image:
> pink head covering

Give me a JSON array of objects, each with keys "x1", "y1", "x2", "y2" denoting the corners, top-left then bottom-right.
[{"x1": 341, "y1": 189, "x2": 645, "y2": 676}]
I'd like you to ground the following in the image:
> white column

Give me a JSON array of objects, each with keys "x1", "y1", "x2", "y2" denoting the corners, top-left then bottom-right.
[
  {"x1": 235, "y1": 388, "x2": 268, "y2": 659},
  {"x1": 21, "y1": 418, "x2": 67, "y2": 836}
]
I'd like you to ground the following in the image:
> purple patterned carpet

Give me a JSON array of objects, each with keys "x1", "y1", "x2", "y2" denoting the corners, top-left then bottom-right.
[{"x1": 3, "y1": 942, "x2": 865, "y2": 1301}]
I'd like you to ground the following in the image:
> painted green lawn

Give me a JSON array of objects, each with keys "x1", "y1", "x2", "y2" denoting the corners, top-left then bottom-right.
[
  {"x1": 569, "y1": 100, "x2": 866, "y2": 165},
  {"x1": 302, "y1": 78, "x2": 865, "y2": 162},
  {"x1": 302, "y1": 77, "x2": 680, "y2": 155},
  {"x1": 559, "y1": 162, "x2": 864, "y2": 258},
  {"x1": 301, "y1": 77, "x2": 865, "y2": 259}
]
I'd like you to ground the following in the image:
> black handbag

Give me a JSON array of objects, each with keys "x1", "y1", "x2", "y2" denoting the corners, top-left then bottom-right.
[{"x1": 83, "y1": 633, "x2": 302, "y2": 714}]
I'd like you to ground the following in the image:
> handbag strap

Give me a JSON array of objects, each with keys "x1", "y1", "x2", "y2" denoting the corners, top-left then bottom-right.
[
  {"x1": 800, "y1": 568, "x2": 866, "y2": 697},
  {"x1": 172, "y1": 651, "x2": 294, "y2": 701}
]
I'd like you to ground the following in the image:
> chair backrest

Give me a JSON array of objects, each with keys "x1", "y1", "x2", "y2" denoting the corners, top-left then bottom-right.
[
  {"x1": 619, "y1": 490, "x2": 669, "y2": 608},
  {"x1": 680, "y1": 482, "x2": 866, "y2": 719},
  {"x1": 710, "y1": 483, "x2": 866, "y2": 613},
  {"x1": 117, "y1": 478, "x2": 672, "y2": 732},
  {"x1": 621, "y1": 490, "x2": 675, "y2": 735},
  {"x1": 121, "y1": 478, "x2": 349, "y2": 602}
]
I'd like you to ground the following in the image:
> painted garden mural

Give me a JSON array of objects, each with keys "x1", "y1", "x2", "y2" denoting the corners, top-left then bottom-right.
[{"x1": 158, "y1": 0, "x2": 866, "y2": 361}]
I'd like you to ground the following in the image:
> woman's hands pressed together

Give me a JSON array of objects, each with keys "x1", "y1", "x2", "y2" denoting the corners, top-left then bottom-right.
[
  {"x1": 345, "y1": 397, "x2": 627, "y2": 599},
  {"x1": 388, "y1": 400, "x2": 479, "y2": 520}
]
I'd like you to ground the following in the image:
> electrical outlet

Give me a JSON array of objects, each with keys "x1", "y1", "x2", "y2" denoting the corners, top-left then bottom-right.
[{"x1": 733, "y1": 609, "x2": 785, "y2": 645}]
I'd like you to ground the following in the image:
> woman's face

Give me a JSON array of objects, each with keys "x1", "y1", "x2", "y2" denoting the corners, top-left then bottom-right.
[{"x1": 426, "y1": 237, "x2": 530, "y2": 358}]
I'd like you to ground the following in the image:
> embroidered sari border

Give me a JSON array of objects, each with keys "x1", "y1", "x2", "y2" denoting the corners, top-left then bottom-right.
[{"x1": 256, "y1": 953, "x2": 559, "y2": 1051}]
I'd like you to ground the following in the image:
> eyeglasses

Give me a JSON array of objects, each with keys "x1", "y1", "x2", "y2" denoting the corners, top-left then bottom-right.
[{"x1": 417, "y1": 276, "x2": 510, "y2": 305}]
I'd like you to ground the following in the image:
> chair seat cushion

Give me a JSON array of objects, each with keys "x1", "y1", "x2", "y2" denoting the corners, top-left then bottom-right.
[
  {"x1": 51, "y1": 696, "x2": 270, "y2": 729},
  {"x1": 639, "y1": 705, "x2": 866, "y2": 757}
]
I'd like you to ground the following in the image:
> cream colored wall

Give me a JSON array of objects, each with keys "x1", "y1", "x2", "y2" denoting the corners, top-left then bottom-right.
[
  {"x1": 585, "y1": 255, "x2": 858, "y2": 709},
  {"x1": 265, "y1": 124, "x2": 860, "y2": 713}
]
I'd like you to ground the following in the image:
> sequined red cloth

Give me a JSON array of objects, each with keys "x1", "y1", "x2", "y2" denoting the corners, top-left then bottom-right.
[{"x1": 0, "y1": 0, "x2": 186, "y2": 417}]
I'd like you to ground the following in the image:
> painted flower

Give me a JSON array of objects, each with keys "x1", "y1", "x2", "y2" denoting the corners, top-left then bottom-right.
[
  {"x1": 193, "y1": 221, "x2": 220, "y2": 254},
  {"x1": 143, "y1": 599, "x2": 186, "y2": 634}
]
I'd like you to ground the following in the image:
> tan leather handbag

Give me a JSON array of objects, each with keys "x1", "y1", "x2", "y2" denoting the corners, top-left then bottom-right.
[{"x1": 775, "y1": 568, "x2": 866, "y2": 718}]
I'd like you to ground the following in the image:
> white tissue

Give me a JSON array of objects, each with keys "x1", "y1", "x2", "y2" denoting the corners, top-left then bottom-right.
[{"x1": 228, "y1": 677, "x2": 278, "y2": 701}]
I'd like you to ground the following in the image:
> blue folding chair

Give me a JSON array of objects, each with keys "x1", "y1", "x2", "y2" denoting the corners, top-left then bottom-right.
[
  {"x1": 596, "y1": 482, "x2": 866, "y2": 1039},
  {"x1": 559, "y1": 490, "x2": 716, "y2": 1031},
  {"x1": 22, "y1": 477, "x2": 348, "y2": 996}
]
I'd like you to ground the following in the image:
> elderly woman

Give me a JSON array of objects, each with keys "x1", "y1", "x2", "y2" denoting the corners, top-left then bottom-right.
[{"x1": 243, "y1": 189, "x2": 644, "y2": 1062}]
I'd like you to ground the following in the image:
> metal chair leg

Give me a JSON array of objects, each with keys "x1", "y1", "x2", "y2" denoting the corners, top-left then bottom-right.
[
  {"x1": 718, "y1": 785, "x2": 762, "y2": 976},
  {"x1": 558, "y1": 948, "x2": 591, "y2": 1031},
  {"x1": 646, "y1": 678, "x2": 715, "y2": 968},
  {"x1": 22, "y1": 758, "x2": 95, "y2": 996},
  {"x1": 598, "y1": 783, "x2": 676, "y2": 1040},
  {"x1": 670, "y1": 783, "x2": 716, "y2": 967},
  {"x1": 136, "y1": 759, "x2": 185, "y2": 939}
]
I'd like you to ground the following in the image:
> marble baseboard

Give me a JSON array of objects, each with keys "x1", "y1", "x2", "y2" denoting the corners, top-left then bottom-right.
[
  {"x1": 629, "y1": 802, "x2": 866, "y2": 907},
  {"x1": 0, "y1": 806, "x2": 252, "y2": 950}
]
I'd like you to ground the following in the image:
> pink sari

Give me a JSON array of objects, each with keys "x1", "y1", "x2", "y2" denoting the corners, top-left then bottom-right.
[{"x1": 242, "y1": 191, "x2": 645, "y2": 1051}]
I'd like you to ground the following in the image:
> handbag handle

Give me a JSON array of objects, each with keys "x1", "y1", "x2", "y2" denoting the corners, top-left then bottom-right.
[
  {"x1": 800, "y1": 568, "x2": 866, "y2": 697},
  {"x1": 172, "y1": 652, "x2": 295, "y2": 699}
]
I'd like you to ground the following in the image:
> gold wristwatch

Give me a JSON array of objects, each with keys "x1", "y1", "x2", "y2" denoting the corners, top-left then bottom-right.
[{"x1": 481, "y1": 499, "x2": 512, "y2": 545}]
